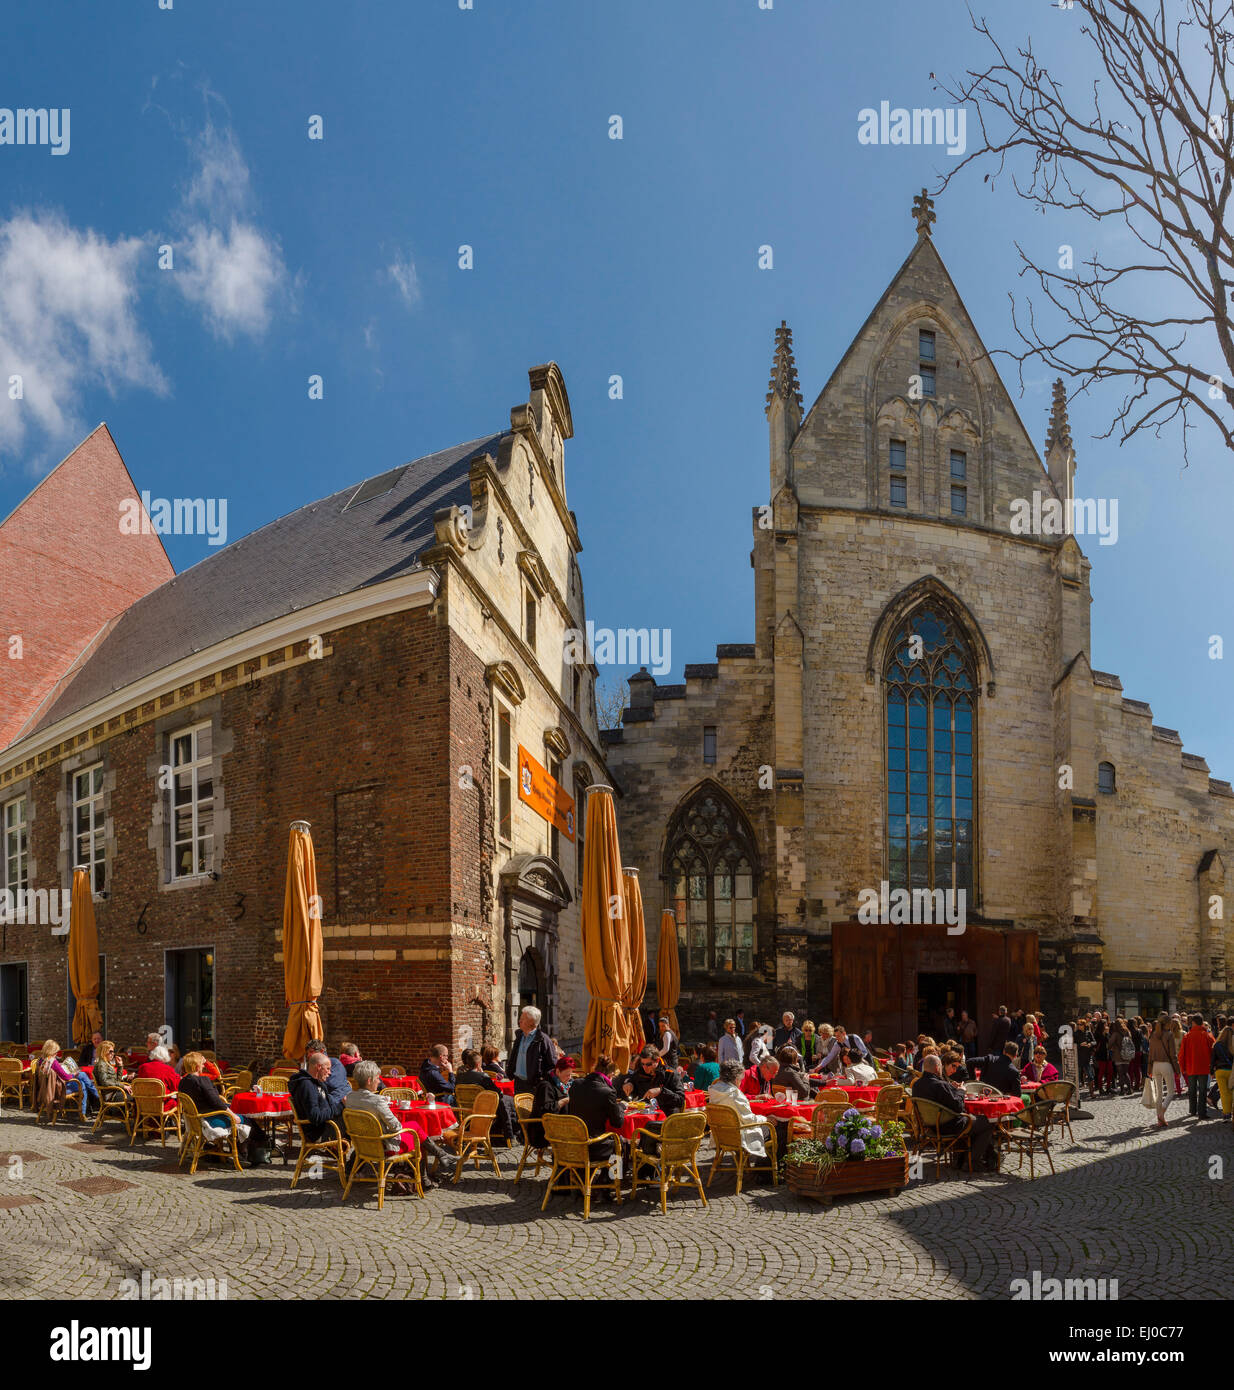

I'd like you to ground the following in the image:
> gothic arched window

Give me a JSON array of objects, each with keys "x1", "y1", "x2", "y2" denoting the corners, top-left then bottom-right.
[
  {"x1": 664, "y1": 788, "x2": 758, "y2": 975},
  {"x1": 884, "y1": 607, "x2": 976, "y2": 892}
]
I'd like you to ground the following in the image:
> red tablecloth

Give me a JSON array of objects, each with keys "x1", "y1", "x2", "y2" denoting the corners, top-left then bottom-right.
[
  {"x1": 749, "y1": 1098, "x2": 814, "y2": 1121},
  {"x1": 230, "y1": 1091, "x2": 293, "y2": 1116},
  {"x1": 609, "y1": 1108, "x2": 664, "y2": 1143},
  {"x1": 683, "y1": 1090, "x2": 707, "y2": 1109},
  {"x1": 492, "y1": 1077, "x2": 515, "y2": 1095},
  {"x1": 1019, "y1": 1080, "x2": 1041, "y2": 1092},
  {"x1": 391, "y1": 1100, "x2": 456, "y2": 1137},
  {"x1": 965, "y1": 1096, "x2": 1024, "y2": 1118},
  {"x1": 815, "y1": 1084, "x2": 881, "y2": 1106}
]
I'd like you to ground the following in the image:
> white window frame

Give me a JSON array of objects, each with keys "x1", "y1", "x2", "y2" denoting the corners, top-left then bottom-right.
[
  {"x1": 495, "y1": 698, "x2": 514, "y2": 847},
  {"x1": 169, "y1": 722, "x2": 215, "y2": 880},
  {"x1": 2, "y1": 795, "x2": 28, "y2": 892},
  {"x1": 72, "y1": 765, "x2": 106, "y2": 894}
]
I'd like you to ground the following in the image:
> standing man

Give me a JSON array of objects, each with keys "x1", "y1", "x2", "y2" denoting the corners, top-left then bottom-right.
[
  {"x1": 734, "y1": 1009, "x2": 747, "y2": 1039},
  {"x1": 958, "y1": 1011, "x2": 978, "y2": 1059},
  {"x1": 989, "y1": 1006, "x2": 1013, "y2": 1054},
  {"x1": 717, "y1": 1018, "x2": 744, "y2": 1068},
  {"x1": 772, "y1": 1011, "x2": 802, "y2": 1053},
  {"x1": 705, "y1": 1011, "x2": 720, "y2": 1043},
  {"x1": 507, "y1": 1005, "x2": 555, "y2": 1097},
  {"x1": 1178, "y1": 1014, "x2": 1214, "y2": 1120}
]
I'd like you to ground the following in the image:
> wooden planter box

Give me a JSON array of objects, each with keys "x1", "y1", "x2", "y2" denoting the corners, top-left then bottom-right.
[{"x1": 786, "y1": 1150, "x2": 910, "y2": 1205}]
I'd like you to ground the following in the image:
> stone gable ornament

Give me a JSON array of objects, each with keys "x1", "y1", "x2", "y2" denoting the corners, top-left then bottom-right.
[{"x1": 913, "y1": 188, "x2": 936, "y2": 239}]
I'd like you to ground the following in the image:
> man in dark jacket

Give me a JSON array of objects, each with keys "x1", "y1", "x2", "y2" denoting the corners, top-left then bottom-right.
[
  {"x1": 968, "y1": 1042, "x2": 1023, "y2": 1095},
  {"x1": 619, "y1": 1046, "x2": 685, "y2": 1114},
  {"x1": 289, "y1": 1051, "x2": 345, "y2": 1143},
  {"x1": 989, "y1": 1007, "x2": 1013, "y2": 1053},
  {"x1": 419, "y1": 1045, "x2": 456, "y2": 1102},
  {"x1": 772, "y1": 1012, "x2": 802, "y2": 1053},
  {"x1": 507, "y1": 1006, "x2": 556, "y2": 1096},
  {"x1": 305, "y1": 1038, "x2": 350, "y2": 1108},
  {"x1": 567, "y1": 1056, "x2": 625, "y2": 1164},
  {"x1": 911, "y1": 1056, "x2": 996, "y2": 1170}
]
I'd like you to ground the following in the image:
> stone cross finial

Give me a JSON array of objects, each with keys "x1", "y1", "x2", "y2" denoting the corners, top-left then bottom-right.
[
  {"x1": 765, "y1": 319, "x2": 803, "y2": 416},
  {"x1": 913, "y1": 188, "x2": 936, "y2": 238},
  {"x1": 1045, "y1": 378, "x2": 1074, "y2": 456}
]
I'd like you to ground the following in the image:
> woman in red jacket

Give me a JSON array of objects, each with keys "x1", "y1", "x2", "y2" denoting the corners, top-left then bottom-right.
[{"x1": 136, "y1": 1045, "x2": 181, "y2": 1112}]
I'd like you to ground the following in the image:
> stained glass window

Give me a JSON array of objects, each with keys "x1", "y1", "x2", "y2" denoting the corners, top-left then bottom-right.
[
  {"x1": 884, "y1": 608, "x2": 975, "y2": 892},
  {"x1": 665, "y1": 791, "x2": 758, "y2": 974}
]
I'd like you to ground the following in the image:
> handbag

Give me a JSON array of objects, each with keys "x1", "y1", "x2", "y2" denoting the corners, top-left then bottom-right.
[{"x1": 1140, "y1": 1077, "x2": 1157, "y2": 1109}]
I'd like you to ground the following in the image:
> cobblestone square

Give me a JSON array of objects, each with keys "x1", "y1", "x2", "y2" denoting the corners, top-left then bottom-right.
[{"x1": 1, "y1": 1095, "x2": 1226, "y2": 1301}]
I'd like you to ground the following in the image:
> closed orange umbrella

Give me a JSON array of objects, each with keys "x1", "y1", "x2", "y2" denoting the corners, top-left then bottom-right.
[
  {"x1": 656, "y1": 909, "x2": 680, "y2": 1037},
  {"x1": 282, "y1": 820, "x2": 324, "y2": 1062},
  {"x1": 68, "y1": 868, "x2": 102, "y2": 1045},
  {"x1": 580, "y1": 785, "x2": 631, "y2": 1073},
  {"x1": 621, "y1": 868, "x2": 647, "y2": 1058}
]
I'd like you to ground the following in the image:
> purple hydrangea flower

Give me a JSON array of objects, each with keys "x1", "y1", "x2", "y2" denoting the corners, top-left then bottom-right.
[
  {"x1": 843, "y1": 1108, "x2": 860, "y2": 1119},
  {"x1": 850, "y1": 1138, "x2": 866, "y2": 1155},
  {"x1": 824, "y1": 1137, "x2": 834, "y2": 1152},
  {"x1": 870, "y1": 1124, "x2": 883, "y2": 1138}
]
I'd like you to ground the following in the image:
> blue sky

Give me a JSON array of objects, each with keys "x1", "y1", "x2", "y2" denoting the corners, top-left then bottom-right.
[{"x1": 2, "y1": 0, "x2": 1231, "y2": 775}]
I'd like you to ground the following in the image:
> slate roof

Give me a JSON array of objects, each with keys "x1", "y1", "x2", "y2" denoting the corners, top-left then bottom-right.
[{"x1": 23, "y1": 434, "x2": 504, "y2": 741}]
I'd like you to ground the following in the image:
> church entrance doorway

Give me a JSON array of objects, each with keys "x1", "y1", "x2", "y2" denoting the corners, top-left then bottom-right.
[{"x1": 916, "y1": 971, "x2": 976, "y2": 1038}]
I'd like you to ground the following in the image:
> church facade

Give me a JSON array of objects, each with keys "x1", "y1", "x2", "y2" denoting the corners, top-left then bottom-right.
[{"x1": 603, "y1": 196, "x2": 1234, "y2": 1045}]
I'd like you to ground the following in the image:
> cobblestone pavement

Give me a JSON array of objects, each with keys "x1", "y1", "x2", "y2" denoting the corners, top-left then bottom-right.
[{"x1": 1, "y1": 1093, "x2": 1227, "y2": 1300}]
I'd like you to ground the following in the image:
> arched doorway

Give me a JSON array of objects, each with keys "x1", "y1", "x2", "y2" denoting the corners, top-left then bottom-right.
[
  {"x1": 499, "y1": 853, "x2": 571, "y2": 1046},
  {"x1": 518, "y1": 949, "x2": 545, "y2": 1012}
]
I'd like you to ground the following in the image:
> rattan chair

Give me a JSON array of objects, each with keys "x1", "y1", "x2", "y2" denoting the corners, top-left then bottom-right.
[
  {"x1": 257, "y1": 1075, "x2": 290, "y2": 1095},
  {"x1": 909, "y1": 1097, "x2": 972, "y2": 1178},
  {"x1": 705, "y1": 1103, "x2": 778, "y2": 1194},
  {"x1": 514, "y1": 1093, "x2": 549, "y2": 1183},
  {"x1": 963, "y1": 1080, "x2": 1001, "y2": 1097},
  {"x1": 454, "y1": 1083, "x2": 482, "y2": 1124},
  {"x1": 630, "y1": 1110, "x2": 708, "y2": 1214},
  {"x1": 290, "y1": 1113, "x2": 349, "y2": 1190},
  {"x1": 1036, "y1": 1080, "x2": 1077, "y2": 1144},
  {"x1": 440, "y1": 1091, "x2": 501, "y2": 1183},
  {"x1": 380, "y1": 1087, "x2": 418, "y2": 1107},
  {"x1": 341, "y1": 1108, "x2": 423, "y2": 1209},
  {"x1": 31, "y1": 1062, "x2": 80, "y2": 1125},
  {"x1": 379, "y1": 1064, "x2": 406, "y2": 1078},
  {"x1": 872, "y1": 1084, "x2": 904, "y2": 1128},
  {"x1": 130, "y1": 1078, "x2": 182, "y2": 1146},
  {"x1": 177, "y1": 1093, "x2": 243, "y2": 1174},
  {"x1": 0, "y1": 1056, "x2": 32, "y2": 1111},
  {"x1": 540, "y1": 1113, "x2": 622, "y2": 1218},
  {"x1": 1004, "y1": 1098, "x2": 1056, "y2": 1178},
  {"x1": 220, "y1": 1068, "x2": 252, "y2": 1099},
  {"x1": 811, "y1": 1099, "x2": 852, "y2": 1139},
  {"x1": 92, "y1": 1083, "x2": 133, "y2": 1137}
]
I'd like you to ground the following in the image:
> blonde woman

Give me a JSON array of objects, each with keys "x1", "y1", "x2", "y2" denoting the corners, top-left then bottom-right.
[
  {"x1": 1168, "y1": 1017, "x2": 1184, "y2": 1096},
  {"x1": 799, "y1": 1020, "x2": 821, "y2": 1070},
  {"x1": 92, "y1": 1040, "x2": 130, "y2": 1094},
  {"x1": 35, "y1": 1039, "x2": 99, "y2": 1118},
  {"x1": 1147, "y1": 1018, "x2": 1176, "y2": 1128}
]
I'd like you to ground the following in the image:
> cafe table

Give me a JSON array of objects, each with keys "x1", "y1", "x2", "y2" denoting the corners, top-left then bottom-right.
[
  {"x1": 749, "y1": 1097, "x2": 816, "y2": 1121},
  {"x1": 814, "y1": 1083, "x2": 882, "y2": 1107},
  {"x1": 492, "y1": 1077, "x2": 515, "y2": 1095},
  {"x1": 609, "y1": 1107, "x2": 665, "y2": 1144},
  {"x1": 390, "y1": 1099, "x2": 457, "y2": 1137},
  {"x1": 229, "y1": 1090, "x2": 296, "y2": 1162},
  {"x1": 682, "y1": 1089, "x2": 708, "y2": 1109}
]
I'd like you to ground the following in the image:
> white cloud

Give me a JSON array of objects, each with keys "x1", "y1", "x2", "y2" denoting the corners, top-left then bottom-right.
[
  {"x1": 0, "y1": 212, "x2": 166, "y2": 466},
  {"x1": 173, "y1": 126, "x2": 285, "y2": 339},
  {"x1": 387, "y1": 252, "x2": 421, "y2": 309}
]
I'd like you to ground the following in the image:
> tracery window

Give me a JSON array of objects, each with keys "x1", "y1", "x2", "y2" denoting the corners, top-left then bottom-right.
[
  {"x1": 664, "y1": 789, "x2": 758, "y2": 974},
  {"x1": 884, "y1": 608, "x2": 975, "y2": 892}
]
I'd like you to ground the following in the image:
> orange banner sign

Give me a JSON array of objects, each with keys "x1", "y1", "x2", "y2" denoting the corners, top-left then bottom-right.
[{"x1": 517, "y1": 744, "x2": 576, "y2": 842}]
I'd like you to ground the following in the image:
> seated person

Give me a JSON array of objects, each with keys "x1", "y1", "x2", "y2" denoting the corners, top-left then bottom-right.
[
  {"x1": 841, "y1": 1046, "x2": 878, "y2": 1085},
  {"x1": 708, "y1": 1060, "x2": 788, "y2": 1159},
  {"x1": 773, "y1": 1047, "x2": 813, "y2": 1100},
  {"x1": 888, "y1": 1044, "x2": 913, "y2": 1082},
  {"x1": 289, "y1": 1049, "x2": 346, "y2": 1143},
  {"x1": 481, "y1": 1044, "x2": 507, "y2": 1078},
  {"x1": 455, "y1": 1047, "x2": 517, "y2": 1142},
  {"x1": 532, "y1": 1055, "x2": 574, "y2": 1119},
  {"x1": 967, "y1": 1042, "x2": 1024, "y2": 1095},
  {"x1": 78, "y1": 1031, "x2": 103, "y2": 1069},
  {"x1": 911, "y1": 1055, "x2": 997, "y2": 1171},
  {"x1": 168, "y1": 1044, "x2": 183, "y2": 1074},
  {"x1": 1021, "y1": 1047, "x2": 1059, "y2": 1084},
  {"x1": 692, "y1": 1044, "x2": 720, "y2": 1092},
  {"x1": 179, "y1": 1052, "x2": 267, "y2": 1160},
  {"x1": 304, "y1": 1038, "x2": 351, "y2": 1106},
  {"x1": 939, "y1": 1046, "x2": 969, "y2": 1083},
  {"x1": 419, "y1": 1045, "x2": 456, "y2": 1103},
  {"x1": 345, "y1": 1058, "x2": 455, "y2": 1187},
  {"x1": 137, "y1": 1046, "x2": 182, "y2": 1111},
  {"x1": 338, "y1": 1043, "x2": 363, "y2": 1075},
  {"x1": 740, "y1": 1056, "x2": 781, "y2": 1099},
  {"x1": 566, "y1": 1055, "x2": 625, "y2": 1191},
  {"x1": 620, "y1": 1045, "x2": 685, "y2": 1115},
  {"x1": 35, "y1": 1039, "x2": 100, "y2": 1117},
  {"x1": 91, "y1": 1039, "x2": 130, "y2": 1092}
]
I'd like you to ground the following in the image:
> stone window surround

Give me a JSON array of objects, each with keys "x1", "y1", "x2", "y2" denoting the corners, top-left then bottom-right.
[
  {"x1": 57, "y1": 749, "x2": 114, "y2": 899},
  {"x1": 1, "y1": 782, "x2": 34, "y2": 893},
  {"x1": 147, "y1": 698, "x2": 233, "y2": 893}
]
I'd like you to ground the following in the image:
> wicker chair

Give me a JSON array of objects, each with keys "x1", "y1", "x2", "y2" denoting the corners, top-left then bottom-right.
[
  {"x1": 341, "y1": 1108, "x2": 423, "y2": 1209},
  {"x1": 290, "y1": 1113, "x2": 349, "y2": 1190},
  {"x1": 130, "y1": 1078, "x2": 182, "y2": 1146},
  {"x1": 1035, "y1": 1080, "x2": 1077, "y2": 1144},
  {"x1": 379, "y1": 1064, "x2": 407, "y2": 1078},
  {"x1": 454, "y1": 1083, "x2": 483, "y2": 1124},
  {"x1": 440, "y1": 1091, "x2": 501, "y2": 1183},
  {"x1": 257, "y1": 1075, "x2": 290, "y2": 1095},
  {"x1": 0, "y1": 1057, "x2": 32, "y2": 1110},
  {"x1": 872, "y1": 1084, "x2": 904, "y2": 1128},
  {"x1": 811, "y1": 1100, "x2": 852, "y2": 1139},
  {"x1": 177, "y1": 1093, "x2": 243, "y2": 1174},
  {"x1": 540, "y1": 1113, "x2": 622, "y2": 1218},
  {"x1": 908, "y1": 1097, "x2": 972, "y2": 1178},
  {"x1": 630, "y1": 1110, "x2": 708, "y2": 1214},
  {"x1": 705, "y1": 1104, "x2": 778, "y2": 1194},
  {"x1": 92, "y1": 1083, "x2": 133, "y2": 1138},
  {"x1": 1004, "y1": 1098, "x2": 1056, "y2": 1178},
  {"x1": 379, "y1": 1087, "x2": 418, "y2": 1108},
  {"x1": 963, "y1": 1080, "x2": 1001, "y2": 1097},
  {"x1": 514, "y1": 1093, "x2": 549, "y2": 1183},
  {"x1": 220, "y1": 1069, "x2": 252, "y2": 1099},
  {"x1": 30, "y1": 1062, "x2": 80, "y2": 1126}
]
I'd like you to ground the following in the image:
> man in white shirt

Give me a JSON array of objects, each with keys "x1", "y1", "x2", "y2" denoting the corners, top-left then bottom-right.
[
  {"x1": 842, "y1": 1047, "x2": 877, "y2": 1084},
  {"x1": 717, "y1": 1019, "x2": 744, "y2": 1068}
]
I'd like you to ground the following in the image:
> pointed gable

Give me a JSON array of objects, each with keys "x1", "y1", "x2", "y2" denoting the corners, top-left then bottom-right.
[
  {"x1": 0, "y1": 424, "x2": 174, "y2": 751},
  {"x1": 790, "y1": 223, "x2": 1054, "y2": 528}
]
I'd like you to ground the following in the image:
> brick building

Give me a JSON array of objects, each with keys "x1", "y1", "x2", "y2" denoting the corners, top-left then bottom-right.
[
  {"x1": 603, "y1": 196, "x2": 1234, "y2": 1044},
  {"x1": 0, "y1": 364, "x2": 608, "y2": 1065}
]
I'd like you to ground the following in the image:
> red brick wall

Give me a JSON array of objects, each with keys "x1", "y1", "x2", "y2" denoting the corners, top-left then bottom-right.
[
  {"x1": 0, "y1": 424, "x2": 174, "y2": 751},
  {"x1": 1, "y1": 604, "x2": 497, "y2": 1070}
]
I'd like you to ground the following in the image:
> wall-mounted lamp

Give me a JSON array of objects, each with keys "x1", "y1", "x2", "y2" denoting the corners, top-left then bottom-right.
[{"x1": 208, "y1": 871, "x2": 221, "y2": 881}]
